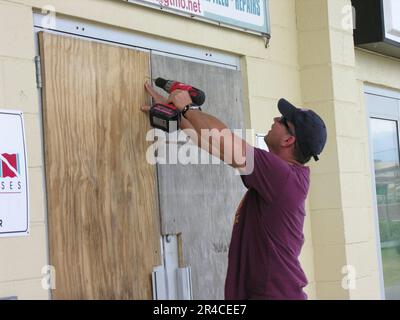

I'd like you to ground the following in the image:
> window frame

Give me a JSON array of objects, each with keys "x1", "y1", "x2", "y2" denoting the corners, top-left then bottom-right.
[{"x1": 366, "y1": 85, "x2": 400, "y2": 300}]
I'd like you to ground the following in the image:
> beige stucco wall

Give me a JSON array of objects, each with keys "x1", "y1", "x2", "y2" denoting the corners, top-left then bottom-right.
[
  {"x1": 0, "y1": 0, "x2": 318, "y2": 299},
  {"x1": 356, "y1": 50, "x2": 400, "y2": 90},
  {"x1": 1, "y1": 0, "x2": 395, "y2": 300},
  {"x1": 296, "y1": 0, "x2": 383, "y2": 299}
]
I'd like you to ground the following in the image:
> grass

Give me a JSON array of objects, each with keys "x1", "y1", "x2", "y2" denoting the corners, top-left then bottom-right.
[{"x1": 382, "y1": 247, "x2": 400, "y2": 290}]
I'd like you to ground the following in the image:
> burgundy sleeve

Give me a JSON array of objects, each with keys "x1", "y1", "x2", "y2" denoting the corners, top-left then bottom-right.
[{"x1": 241, "y1": 147, "x2": 291, "y2": 203}]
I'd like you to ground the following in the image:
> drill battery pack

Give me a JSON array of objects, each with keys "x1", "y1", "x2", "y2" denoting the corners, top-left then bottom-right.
[{"x1": 149, "y1": 103, "x2": 181, "y2": 133}]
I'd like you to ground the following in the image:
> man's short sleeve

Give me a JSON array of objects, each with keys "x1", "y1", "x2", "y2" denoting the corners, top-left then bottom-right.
[{"x1": 241, "y1": 147, "x2": 291, "y2": 203}]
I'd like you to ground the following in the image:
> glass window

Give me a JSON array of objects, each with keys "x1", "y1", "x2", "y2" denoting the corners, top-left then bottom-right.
[{"x1": 370, "y1": 117, "x2": 400, "y2": 299}]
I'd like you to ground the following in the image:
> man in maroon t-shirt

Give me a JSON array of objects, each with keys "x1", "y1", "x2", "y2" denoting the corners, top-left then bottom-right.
[{"x1": 142, "y1": 82, "x2": 327, "y2": 300}]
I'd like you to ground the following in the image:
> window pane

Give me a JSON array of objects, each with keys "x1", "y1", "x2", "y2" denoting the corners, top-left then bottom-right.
[{"x1": 370, "y1": 118, "x2": 400, "y2": 299}]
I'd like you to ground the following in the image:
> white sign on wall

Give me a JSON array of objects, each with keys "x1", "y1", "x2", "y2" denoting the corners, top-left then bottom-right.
[
  {"x1": 126, "y1": 0, "x2": 270, "y2": 35},
  {"x1": 0, "y1": 110, "x2": 29, "y2": 237}
]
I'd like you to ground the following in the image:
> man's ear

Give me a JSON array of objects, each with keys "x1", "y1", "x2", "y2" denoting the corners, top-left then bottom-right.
[{"x1": 282, "y1": 135, "x2": 296, "y2": 147}]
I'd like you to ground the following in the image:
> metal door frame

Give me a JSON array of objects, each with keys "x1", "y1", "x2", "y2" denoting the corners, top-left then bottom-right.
[{"x1": 33, "y1": 12, "x2": 240, "y2": 70}]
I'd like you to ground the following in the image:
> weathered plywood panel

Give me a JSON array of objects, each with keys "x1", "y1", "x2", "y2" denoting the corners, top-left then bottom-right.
[
  {"x1": 152, "y1": 55, "x2": 246, "y2": 299},
  {"x1": 39, "y1": 32, "x2": 160, "y2": 299}
]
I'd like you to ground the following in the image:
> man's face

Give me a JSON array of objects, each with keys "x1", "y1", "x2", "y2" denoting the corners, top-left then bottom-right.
[{"x1": 264, "y1": 116, "x2": 295, "y2": 152}]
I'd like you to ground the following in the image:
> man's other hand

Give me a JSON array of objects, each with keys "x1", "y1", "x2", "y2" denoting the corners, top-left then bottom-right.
[{"x1": 141, "y1": 81, "x2": 168, "y2": 113}]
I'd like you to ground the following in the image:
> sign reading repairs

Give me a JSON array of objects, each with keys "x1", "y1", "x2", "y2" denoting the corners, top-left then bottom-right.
[
  {"x1": 126, "y1": 0, "x2": 270, "y2": 34},
  {"x1": 0, "y1": 110, "x2": 29, "y2": 237}
]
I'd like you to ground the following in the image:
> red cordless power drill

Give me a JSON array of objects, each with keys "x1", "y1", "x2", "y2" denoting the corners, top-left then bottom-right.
[{"x1": 149, "y1": 78, "x2": 205, "y2": 132}]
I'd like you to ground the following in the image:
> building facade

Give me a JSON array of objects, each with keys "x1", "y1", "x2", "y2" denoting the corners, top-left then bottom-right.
[{"x1": 0, "y1": 0, "x2": 399, "y2": 299}]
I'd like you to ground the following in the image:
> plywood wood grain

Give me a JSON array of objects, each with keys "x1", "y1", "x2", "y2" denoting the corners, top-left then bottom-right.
[{"x1": 39, "y1": 32, "x2": 160, "y2": 299}]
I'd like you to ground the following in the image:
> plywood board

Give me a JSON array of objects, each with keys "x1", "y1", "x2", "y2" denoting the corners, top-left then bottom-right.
[
  {"x1": 152, "y1": 55, "x2": 246, "y2": 299},
  {"x1": 39, "y1": 32, "x2": 160, "y2": 299}
]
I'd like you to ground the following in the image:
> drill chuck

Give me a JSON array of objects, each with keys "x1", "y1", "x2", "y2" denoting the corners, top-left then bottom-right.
[{"x1": 154, "y1": 78, "x2": 169, "y2": 90}]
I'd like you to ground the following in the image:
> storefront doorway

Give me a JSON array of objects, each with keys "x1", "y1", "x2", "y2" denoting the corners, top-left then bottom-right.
[
  {"x1": 34, "y1": 14, "x2": 244, "y2": 299},
  {"x1": 366, "y1": 86, "x2": 400, "y2": 299}
]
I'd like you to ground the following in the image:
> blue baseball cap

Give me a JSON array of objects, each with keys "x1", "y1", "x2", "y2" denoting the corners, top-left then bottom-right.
[{"x1": 278, "y1": 98, "x2": 327, "y2": 161}]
